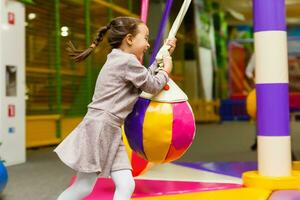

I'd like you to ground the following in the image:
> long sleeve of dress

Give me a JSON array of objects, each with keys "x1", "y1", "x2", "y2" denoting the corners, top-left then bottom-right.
[
  {"x1": 148, "y1": 61, "x2": 158, "y2": 75},
  {"x1": 125, "y1": 55, "x2": 169, "y2": 94}
]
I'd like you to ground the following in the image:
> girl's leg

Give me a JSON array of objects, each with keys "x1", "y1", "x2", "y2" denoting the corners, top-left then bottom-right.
[
  {"x1": 111, "y1": 170, "x2": 135, "y2": 200},
  {"x1": 57, "y1": 172, "x2": 98, "y2": 200}
]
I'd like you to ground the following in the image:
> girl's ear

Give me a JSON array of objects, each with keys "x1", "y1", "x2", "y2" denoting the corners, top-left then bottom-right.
[{"x1": 125, "y1": 34, "x2": 134, "y2": 46}]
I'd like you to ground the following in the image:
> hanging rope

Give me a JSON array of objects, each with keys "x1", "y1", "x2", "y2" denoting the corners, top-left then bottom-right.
[{"x1": 155, "y1": 0, "x2": 192, "y2": 64}]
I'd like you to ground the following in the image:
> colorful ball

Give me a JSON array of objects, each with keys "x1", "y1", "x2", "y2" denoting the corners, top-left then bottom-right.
[
  {"x1": 246, "y1": 89, "x2": 256, "y2": 119},
  {"x1": 0, "y1": 161, "x2": 8, "y2": 193},
  {"x1": 122, "y1": 129, "x2": 152, "y2": 177},
  {"x1": 124, "y1": 98, "x2": 196, "y2": 163}
]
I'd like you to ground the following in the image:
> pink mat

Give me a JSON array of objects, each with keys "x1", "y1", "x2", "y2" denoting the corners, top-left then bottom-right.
[{"x1": 70, "y1": 177, "x2": 241, "y2": 199}]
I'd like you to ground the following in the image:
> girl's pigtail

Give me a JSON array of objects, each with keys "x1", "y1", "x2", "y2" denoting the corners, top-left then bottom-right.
[{"x1": 66, "y1": 24, "x2": 111, "y2": 63}]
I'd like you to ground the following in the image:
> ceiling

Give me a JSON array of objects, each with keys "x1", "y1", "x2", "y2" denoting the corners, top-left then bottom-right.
[{"x1": 212, "y1": 0, "x2": 300, "y2": 25}]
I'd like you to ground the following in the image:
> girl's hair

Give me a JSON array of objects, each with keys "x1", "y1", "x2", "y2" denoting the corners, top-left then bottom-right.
[{"x1": 66, "y1": 16, "x2": 143, "y2": 62}]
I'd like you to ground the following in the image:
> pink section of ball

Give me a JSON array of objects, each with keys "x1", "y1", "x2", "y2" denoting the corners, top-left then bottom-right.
[{"x1": 171, "y1": 102, "x2": 196, "y2": 149}]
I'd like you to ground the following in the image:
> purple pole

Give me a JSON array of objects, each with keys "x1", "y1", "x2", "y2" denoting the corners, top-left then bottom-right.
[
  {"x1": 254, "y1": 0, "x2": 291, "y2": 176},
  {"x1": 150, "y1": 0, "x2": 173, "y2": 64}
]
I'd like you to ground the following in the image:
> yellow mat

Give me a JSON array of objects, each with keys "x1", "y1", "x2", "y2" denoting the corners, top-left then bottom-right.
[{"x1": 132, "y1": 188, "x2": 271, "y2": 200}]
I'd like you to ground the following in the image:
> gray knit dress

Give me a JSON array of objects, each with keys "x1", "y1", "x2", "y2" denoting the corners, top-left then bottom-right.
[{"x1": 54, "y1": 49, "x2": 169, "y2": 177}]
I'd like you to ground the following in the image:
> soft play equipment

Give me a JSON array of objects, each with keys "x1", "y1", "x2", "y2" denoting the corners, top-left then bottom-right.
[
  {"x1": 122, "y1": 130, "x2": 152, "y2": 177},
  {"x1": 125, "y1": 81, "x2": 196, "y2": 163},
  {"x1": 0, "y1": 161, "x2": 8, "y2": 193},
  {"x1": 246, "y1": 89, "x2": 256, "y2": 119},
  {"x1": 124, "y1": 95, "x2": 195, "y2": 163},
  {"x1": 74, "y1": 1, "x2": 300, "y2": 199},
  {"x1": 72, "y1": 1, "x2": 300, "y2": 199},
  {"x1": 242, "y1": 0, "x2": 300, "y2": 188},
  {"x1": 124, "y1": 0, "x2": 195, "y2": 163}
]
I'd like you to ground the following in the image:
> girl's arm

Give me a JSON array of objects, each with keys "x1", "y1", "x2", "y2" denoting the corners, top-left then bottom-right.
[
  {"x1": 148, "y1": 38, "x2": 176, "y2": 74},
  {"x1": 148, "y1": 61, "x2": 158, "y2": 75},
  {"x1": 125, "y1": 55, "x2": 169, "y2": 94}
]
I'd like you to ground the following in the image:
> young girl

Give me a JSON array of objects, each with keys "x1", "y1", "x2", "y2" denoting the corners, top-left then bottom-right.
[{"x1": 55, "y1": 16, "x2": 176, "y2": 200}]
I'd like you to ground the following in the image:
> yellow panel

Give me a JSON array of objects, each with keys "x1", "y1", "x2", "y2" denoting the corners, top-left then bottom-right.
[
  {"x1": 26, "y1": 116, "x2": 82, "y2": 147},
  {"x1": 143, "y1": 102, "x2": 173, "y2": 163},
  {"x1": 132, "y1": 188, "x2": 271, "y2": 200},
  {"x1": 61, "y1": 117, "x2": 83, "y2": 139},
  {"x1": 293, "y1": 161, "x2": 300, "y2": 170},
  {"x1": 26, "y1": 139, "x2": 61, "y2": 148},
  {"x1": 26, "y1": 115, "x2": 60, "y2": 120},
  {"x1": 26, "y1": 117, "x2": 58, "y2": 148}
]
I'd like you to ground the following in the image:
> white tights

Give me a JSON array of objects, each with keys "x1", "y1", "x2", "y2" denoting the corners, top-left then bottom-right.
[{"x1": 57, "y1": 170, "x2": 135, "y2": 200}]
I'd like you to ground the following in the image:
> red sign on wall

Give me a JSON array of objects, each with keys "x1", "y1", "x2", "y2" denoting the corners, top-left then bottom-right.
[
  {"x1": 8, "y1": 105, "x2": 15, "y2": 117},
  {"x1": 8, "y1": 12, "x2": 15, "y2": 25}
]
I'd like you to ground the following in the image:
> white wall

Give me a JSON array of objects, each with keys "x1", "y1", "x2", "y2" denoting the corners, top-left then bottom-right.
[{"x1": 0, "y1": 0, "x2": 26, "y2": 166}]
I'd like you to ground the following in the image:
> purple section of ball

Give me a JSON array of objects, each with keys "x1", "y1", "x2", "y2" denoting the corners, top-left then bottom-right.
[
  {"x1": 124, "y1": 98, "x2": 150, "y2": 158},
  {"x1": 253, "y1": 0, "x2": 286, "y2": 32},
  {"x1": 256, "y1": 84, "x2": 290, "y2": 136}
]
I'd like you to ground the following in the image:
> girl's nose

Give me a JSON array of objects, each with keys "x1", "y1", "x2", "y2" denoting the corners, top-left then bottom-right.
[{"x1": 147, "y1": 43, "x2": 150, "y2": 48}]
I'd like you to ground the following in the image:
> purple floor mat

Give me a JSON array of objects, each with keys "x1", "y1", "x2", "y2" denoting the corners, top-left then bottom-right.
[{"x1": 174, "y1": 161, "x2": 257, "y2": 178}]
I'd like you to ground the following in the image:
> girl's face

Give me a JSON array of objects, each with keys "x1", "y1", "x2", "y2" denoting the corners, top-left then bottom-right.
[{"x1": 130, "y1": 23, "x2": 150, "y2": 62}]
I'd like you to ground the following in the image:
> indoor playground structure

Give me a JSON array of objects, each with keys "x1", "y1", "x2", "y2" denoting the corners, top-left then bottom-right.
[
  {"x1": 71, "y1": 0, "x2": 300, "y2": 199},
  {"x1": 2, "y1": 0, "x2": 300, "y2": 199}
]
